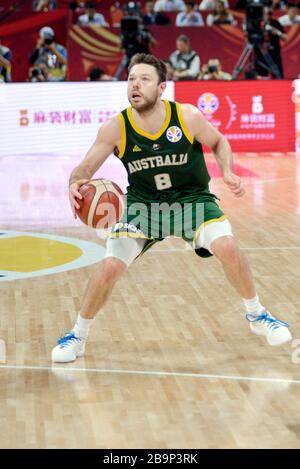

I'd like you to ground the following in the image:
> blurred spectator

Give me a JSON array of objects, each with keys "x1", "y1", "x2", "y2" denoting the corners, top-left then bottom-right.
[
  {"x1": 32, "y1": 0, "x2": 57, "y2": 11},
  {"x1": 169, "y1": 34, "x2": 200, "y2": 80},
  {"x1": 272, "y1": 0, "x2": 288, "y2": 11},
  {"x1": 110, "y1": 1, "x2": 124, "y2": 27},
  {"x1": 29, "y1": 26, "x2": 67, "y2": 81},
  {"x1": 0, "y1": 39, "x2": 12, "y2": 82},
  {"x1": 200, "y1": 58, "x2": 232, "y2": 80},
  {"x1": 143, "y1": 1, "x2": 171, "y2": 24},
  {"x1": 69, "y1": 1, "x2": 85, "y2": 10},
  {"x1": 241, "y1": 0, "x2": 287, "y2": 8},
  {"x1": 206, "y1": 0, "x2": 237, "y2": 25},
  {"x1": 176, "y1": 1, "x2": 204, "y2": 25},
  {"x1": 78, "y1": 1, "x2": 109, "y2": 26},
  {"x1": 87, "y1": 67, "x2": 116, "y2": 81},
  {"x1": 163, "y1": 59, "x2": 175, "y2": 79},
  {"x1": 154, "y1": 0, "x2": 185, "y2": 12},
  {"x1": 278, "y1": 3, "x2": 300, "y2": 25},
  {"x1": 199, "y1": 0, "x2": 228, "y2": 10}
]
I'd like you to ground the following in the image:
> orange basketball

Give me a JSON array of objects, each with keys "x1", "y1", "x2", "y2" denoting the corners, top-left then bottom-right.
[{"x1": 75, "y1": 179, "x2": 124, "y2": 229}]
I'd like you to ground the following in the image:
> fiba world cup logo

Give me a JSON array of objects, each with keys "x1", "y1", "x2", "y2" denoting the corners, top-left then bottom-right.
[
  {"x1": 166, "y1": 126, "x2": 182, "y2": 143},
  {"x1": 197, "y1": 93, "x2": 219, "y2": 115}
]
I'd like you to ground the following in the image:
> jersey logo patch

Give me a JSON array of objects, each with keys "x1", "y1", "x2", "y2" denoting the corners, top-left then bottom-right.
[
  {"x1": 166, "y1": 126, "x2": 182, "y2": 143},
  {"x1": 133, "y1": 144, "x2": 142, "y2": 152}
]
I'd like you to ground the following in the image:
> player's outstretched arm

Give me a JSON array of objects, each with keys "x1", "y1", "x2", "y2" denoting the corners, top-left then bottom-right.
[
  {"x1": 182, "y1": 103, "x2": 245, "y2": 198},
  {"x1": 69, "y1": 116, "x2": 121, "y2": 218}
]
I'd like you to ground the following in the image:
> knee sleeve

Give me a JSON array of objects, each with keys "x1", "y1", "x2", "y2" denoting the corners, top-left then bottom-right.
[
  {"x1": 194, "y1": 219, "x2": 233, "y2": 255},
  {"x1": 104, "y1": 237, "x2": 147, "y2": 267}
]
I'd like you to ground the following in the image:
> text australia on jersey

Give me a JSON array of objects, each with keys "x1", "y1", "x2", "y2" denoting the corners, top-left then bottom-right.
[{"x1": 128, "y1": 153, "x2": 188, "y2": 174}]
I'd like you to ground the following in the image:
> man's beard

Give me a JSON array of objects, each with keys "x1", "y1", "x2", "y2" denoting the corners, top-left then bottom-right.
[{"x1": 129, "y1": 92, "x2": 159, "y2": 112}]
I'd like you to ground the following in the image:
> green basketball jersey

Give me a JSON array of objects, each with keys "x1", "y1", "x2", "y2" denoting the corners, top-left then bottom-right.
[{"x1": 114, "y1": 100, "x2": 211, "y2": 200}]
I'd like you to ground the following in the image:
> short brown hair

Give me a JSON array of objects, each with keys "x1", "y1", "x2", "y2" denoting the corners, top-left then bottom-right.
[
  {"x1": 176, "y1": 34, "x2": 190, "y2": 44},
  {"x1": 128, "y1": 53, "x2": 167, "y2": 84}
]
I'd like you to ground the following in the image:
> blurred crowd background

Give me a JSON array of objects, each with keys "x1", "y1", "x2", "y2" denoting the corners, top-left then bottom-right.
[{"x1": 0, "y1": 0, "x2": 299, "y2": 83}]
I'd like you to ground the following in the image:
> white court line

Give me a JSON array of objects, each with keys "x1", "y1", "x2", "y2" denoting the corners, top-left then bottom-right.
[{"x1": 0, "y1": 364, "x2": 299, "y2": 385}]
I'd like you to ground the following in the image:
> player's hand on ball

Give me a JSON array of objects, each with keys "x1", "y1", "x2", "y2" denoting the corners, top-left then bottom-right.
[
  {"x1": 69, "y1": 179, "x2": 90, "y2": 218},
  {"x1": 223, "y1": 173, "x2": 245, "y2": 198}
]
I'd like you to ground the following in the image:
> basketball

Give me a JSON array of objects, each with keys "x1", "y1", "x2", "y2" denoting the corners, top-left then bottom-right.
[{"x1": 75, "y1": 179, "x2": 124, "y2": 229}]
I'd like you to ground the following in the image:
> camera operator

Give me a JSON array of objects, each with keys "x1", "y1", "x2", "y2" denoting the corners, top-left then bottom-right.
[
  {"x1": 115, "y1": 2, "x2": 156, "y2": 80},
  {"x1": 200, "y1": 58, "x2": 232, "y2": 80},
  {"x1": 29, "y1": 26, "x2": 67, "y2": 81},
  {"x1": 27, "y1": 63, "x2": 49, "y2": 82},
  {"x1": 257, "y1": 6, "x2": 287, "y2": 78}
]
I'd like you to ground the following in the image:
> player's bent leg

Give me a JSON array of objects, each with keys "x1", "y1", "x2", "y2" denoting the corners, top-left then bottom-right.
[
  {"x1": 196, "y1": 220, "x2": 292, "y2": 346},
  {"x1": 51, "y1": 257, "x2": 126, "y2": 363},
  {"x1": 210, "y1": 234, "x2": 256, "y2": 300},
  {"x1": 51, "y1": 237, "x2": 146, "y2": 363},
  {"x1": 79, "y1": 256, "x2": 127, "y2": 317}
]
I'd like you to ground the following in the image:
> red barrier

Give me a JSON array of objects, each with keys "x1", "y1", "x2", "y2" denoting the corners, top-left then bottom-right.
[{"x1": 175, "y1": 81, "x2": 294, "y2": 152}]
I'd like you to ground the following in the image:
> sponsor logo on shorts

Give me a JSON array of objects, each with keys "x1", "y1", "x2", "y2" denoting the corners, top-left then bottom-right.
[
  {"x1": 113, "y1": 223, "x2": 144, "y2": 235},
  {"x1": 113, "y1": 223, "x2": 123, "y2": 232}
]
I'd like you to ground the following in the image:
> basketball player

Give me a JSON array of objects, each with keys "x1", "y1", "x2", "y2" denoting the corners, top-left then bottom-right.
[{"x1": 52, "y1": 54, "x2": 292, "y2": 362}]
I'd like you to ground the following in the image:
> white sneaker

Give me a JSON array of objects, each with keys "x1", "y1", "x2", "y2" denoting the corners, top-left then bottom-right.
[
  {"x1": 246, "y1": 310, "x2": 292, "y2": 346},
  {"x1": 51, "y1": 332, "x2": 86, "y2": 363}
]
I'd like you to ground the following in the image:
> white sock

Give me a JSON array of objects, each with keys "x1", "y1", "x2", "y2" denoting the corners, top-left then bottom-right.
[
  {"x1": 72, "y1": 314, "x2": 94, "y2": 339},
  {"x1": 243, "y1": 294, "x2": 265, "y2": 316}
]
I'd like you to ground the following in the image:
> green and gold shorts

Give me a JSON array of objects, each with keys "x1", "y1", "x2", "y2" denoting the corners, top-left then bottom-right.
[{"x1": 109, "y1": 189, "x2": 226, "y2": 258}]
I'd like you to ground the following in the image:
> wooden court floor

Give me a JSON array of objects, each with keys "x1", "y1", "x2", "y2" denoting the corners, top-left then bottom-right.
[{"x1": 1, "y1": 154, "x2": 300, "y2": 448}]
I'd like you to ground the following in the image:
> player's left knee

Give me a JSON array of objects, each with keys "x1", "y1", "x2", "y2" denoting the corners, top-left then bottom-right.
[
  {"x1": 194, "y1": 218, "x2": 234, "y2": 258},
  {"x1": 210, "y1": 236, "x2": 239, "y2": 262}
]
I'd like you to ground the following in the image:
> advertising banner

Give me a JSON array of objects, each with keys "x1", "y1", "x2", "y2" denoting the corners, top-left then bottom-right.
[
  {"x1": 0, "y1": 81, "x2": 174, "y2": 156},
  {"x1": 0, "y1": 80, "x2": 295, "y2": 156},
  {"x1": 175, "y1": 81, "x2": 294, "y2": 152}
]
